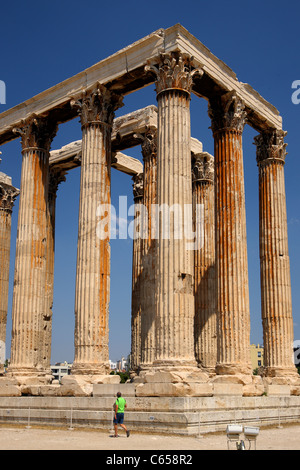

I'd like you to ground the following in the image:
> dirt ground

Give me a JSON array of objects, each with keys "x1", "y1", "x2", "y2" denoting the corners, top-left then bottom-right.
[{"x1": 0, "y1": 423, "x2": 299, "y2": 451}]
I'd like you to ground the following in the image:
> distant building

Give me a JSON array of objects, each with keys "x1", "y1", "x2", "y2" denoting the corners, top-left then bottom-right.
[
  {"x1": 109, "y1": 360, "x2": 117, "y2": 371},
  {"x1": 51, "y1": 362, "x2": 72, "y2": 382},
  {"x1": 250, "y1": 344, "x2": 264, "y2": 369}
]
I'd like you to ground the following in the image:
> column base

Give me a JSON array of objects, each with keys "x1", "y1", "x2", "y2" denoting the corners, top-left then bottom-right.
[
  {"x1": 71, "y1": 362, "x2": 110, "y2": 376},
  {"x1": 7, "y1": 366, "x2": 51, "y2": 380},
  {"x1": 262, "y1": 366, "x2": 299, "y2": 379},
  {"x1": 215, "y1": 362, "x2": 253, "y2": 376}
]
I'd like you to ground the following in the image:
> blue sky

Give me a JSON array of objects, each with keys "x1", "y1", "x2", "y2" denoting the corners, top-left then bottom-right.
[{"x1": 0, "y1": 0, "x2": 299, "y2": 363}]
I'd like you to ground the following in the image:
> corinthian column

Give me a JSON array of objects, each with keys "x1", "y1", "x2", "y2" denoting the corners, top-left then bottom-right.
[
  {"x1": 131, "y1": 172, "x2": 144, "y2": 373},
  {"x1": 9, "y1": 115, "x2": 58, "y2": 377},
  {"x1": 255, "y1": 130, "x2": 298, "y2": 378},
  {"x1": 71, "y1": 84, "x2": 123, "y2": 375},
  {"x1": 208, "y1": 91, "x2": 252, "y2": 376},
  {"x1": 192, "y1": 152, "x2": 217, "y2": 372},
  {"x1": 41, "y1": 167, "x2": 67, "y2": 371},
  {"x1": 145, "y1": 53, "x2": 202, "y2": 369},
  {"x1": 140, "y1": 129, "x2": 157, "y2": 368},
  {"x1": 0, "y1": 172, "x2": 19, "y2": 366}
]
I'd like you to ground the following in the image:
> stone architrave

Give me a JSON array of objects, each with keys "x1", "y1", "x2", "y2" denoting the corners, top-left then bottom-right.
[
  {"x1": 208, "y1": 91, "x2": 252, "y2": 376},
  {"x1": 255, "y1": 130, "x2": 298, "y2": 378},
  {"x1": 131, "y1": 172, "x2": 144, "y2": 373},
  {"x1": 41, "y1": 167, "x2": 67, "y2": 372},
  {"x1": 71, "y1": 84, "x2": 123, "y2": 375},
  {"x1": 8, "y1": 115, "x2": 58, "y2": 378},
  {"x1": 145, "y1": 52, "x2": 203, "y2": 370},
  {"x1": 0, "y1": 171, "x2": 19, "y2": 365},
  {"x1": 192, "y1": 152, "x2": 217, "y2": 372}
]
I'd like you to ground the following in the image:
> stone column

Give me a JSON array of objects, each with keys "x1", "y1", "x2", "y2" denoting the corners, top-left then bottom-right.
[
  {"x1": 71, "y1": 84, "x2": 123, "y2": 375},
  {"x1": 9, "y1": 115, "x2": 58, "y2": 378},
  {"x1": 140, "y1": 129, "x2": 157, "y2": 368},
  {"x1": 41, "y1": 167, "x2": 67, "y2": 371},
  {"x1": 0, "y1": 172, "x2": 19, "y2": 366},
  {"x1": 145, "y1": 53, "x2": 202, "y2": 370},
  {"x1": 131, "y1": 172, "x2": 144, "y2": 373},
  {"x1": 208, "y1": 91, "x2": 252, "y2": 376},
  {"x1": 192, "y1": 152, "x2": 217, "y2": 372},
  {"x1": 255, "y1": 130, "x2": 298, "y2": 378}
]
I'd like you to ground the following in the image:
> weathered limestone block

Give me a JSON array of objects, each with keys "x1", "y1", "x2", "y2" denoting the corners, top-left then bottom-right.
[
  {"x1": 211, "y1": 374, "x2": 253, "y2": 386},
  {"x1": 39, "y1": 384, "x2": 62, "y2": 396},
  {"x1": 0, "y1": 377, "x2": 21, "y2": 396},
  {"x1": 265, "y1": 384, "x2": 291, "y2": 396},
  {"x1": 136, "y1": 381, "x2": 214, "y2": 397},
  {"x1": 213, "y1": 383, "x2": 243, "y2": 396},
  {"x1": 59, "y1": 374, "x2": 121, "y2": 397},
  {"x1": 93, "y1": 383, "x2": 136, "y2": 397},
  {"x1": 290, "y1": 385, "x2": 300, "y2": 396}
]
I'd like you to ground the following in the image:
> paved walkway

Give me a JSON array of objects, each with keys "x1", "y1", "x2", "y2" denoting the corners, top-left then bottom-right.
[{"x1": 0, "y1": 423, "x2": 299, "y2": 450}]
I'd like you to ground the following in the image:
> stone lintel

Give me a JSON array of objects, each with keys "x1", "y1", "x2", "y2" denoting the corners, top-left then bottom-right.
[
  {"x1": 49, "y1": 107, "x2": 205, "y2": 176},
  {"x1": 112, "y1": 152, "x2": 143, "y2": 176},
  {"x1": 0, "y1": 25, "x2": 281, "y2": 146}
]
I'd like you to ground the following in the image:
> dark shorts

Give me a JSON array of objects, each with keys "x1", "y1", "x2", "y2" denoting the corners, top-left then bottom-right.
[{"x1": 114, "y1": 413, "x2": 124, "y2": 424}]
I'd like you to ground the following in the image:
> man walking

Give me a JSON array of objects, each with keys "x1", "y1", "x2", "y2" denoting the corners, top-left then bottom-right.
[{"x1": 113, "y1": 392, "x2": 130, "y2": 437}]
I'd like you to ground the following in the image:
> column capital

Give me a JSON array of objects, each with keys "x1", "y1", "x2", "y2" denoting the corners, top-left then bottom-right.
[
  {"x1": 13, "y1": 114, "x2": 58, "y2": 152},
  {"x1": 254, "y1": 129, "x2": 287, "y2": 166},
  {"x1": 137, "y1": 128, "x2": 157, "y2": 162},
  {"x1": 192, "y1": 152, "x2": 214, "y2": 184},
  {"x1": 208, "y1": 91, "x2": 247, "y2": 134},
  {"x1": 71, "y1": 83, "x2": 123, "y2": 128},
  {"x1": 132, "y1": 172, "x2": 144, "y2": 202},
  {"x1": 145, "y1": 52, "x2": 203, "y2": 98},
  {"x1": 0, "y1": 183, "x2": 19, "y2": 213},
  {"x1": 48, "y1": 167, "x2": 67, "y2": 201}
]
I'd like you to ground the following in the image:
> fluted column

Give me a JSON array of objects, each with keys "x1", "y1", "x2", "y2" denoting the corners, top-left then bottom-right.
[
  {"x1": 0, "y1": 173, "x2": 19, "y2": 365},
  {"x1": 8, "y1": 115, "x2": 58, "y2": 377},
  {"x1": 255, "y1": 130, "x2": 297, "y2": 378},
  {"x1": 192, "y1": 152, "x2": 217, "y2": 372},
  {"x1": 71, "y1": 84, "x2": 123, "y2": 375},
  {"x1": 131, "y1": 172, "x2": 144, "y2": 373},
  {"x1": 41, "y1": 167, "x2": 67, "y2": 371},
  {"x1": 140, "y1": 129, "x2": 157, "y2": 368},
  {"x1": 208, "y1": 91, "x2": 252, "y2": 376},
  {"x1": 145, "y1": 52, "x2": 202, "y2": 369}
]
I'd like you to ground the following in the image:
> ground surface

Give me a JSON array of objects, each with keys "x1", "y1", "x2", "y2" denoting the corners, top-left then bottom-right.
[{"x1": 0, "y1": 423, "x2": 299, "y2": 450}]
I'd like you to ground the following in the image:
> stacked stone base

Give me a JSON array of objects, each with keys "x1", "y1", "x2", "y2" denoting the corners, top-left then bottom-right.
[
  {"x1": 0, "y1": 371, "x2": 299, "y2": 398},
  {"x1": 0, "y1": 392, "x2": 299, "y2": 436}
]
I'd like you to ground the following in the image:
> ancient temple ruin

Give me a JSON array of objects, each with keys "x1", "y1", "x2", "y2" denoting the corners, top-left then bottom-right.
[{"x1": 0, "y1": 25, "x2": 299, "y2": 420}]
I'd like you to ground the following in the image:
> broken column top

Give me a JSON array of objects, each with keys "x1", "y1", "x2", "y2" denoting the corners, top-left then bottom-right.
[{"x1": 0, "y1": 172, "x2": 12, "y2": 186}]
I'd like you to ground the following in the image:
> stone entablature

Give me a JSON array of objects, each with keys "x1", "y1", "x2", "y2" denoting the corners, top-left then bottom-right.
[{"x1": 0, "y1": 25, "x2": 281, "y2": 148}]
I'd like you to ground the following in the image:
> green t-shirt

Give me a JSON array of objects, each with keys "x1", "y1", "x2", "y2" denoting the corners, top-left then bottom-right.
[{"x1": 115, "y1": 397, "x2": 126, "y2": 413}]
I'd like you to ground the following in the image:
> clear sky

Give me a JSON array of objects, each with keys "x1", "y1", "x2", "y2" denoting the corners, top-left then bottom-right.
[{"x1": 0, "y1": 0, "x2": 299, "y2": 364}]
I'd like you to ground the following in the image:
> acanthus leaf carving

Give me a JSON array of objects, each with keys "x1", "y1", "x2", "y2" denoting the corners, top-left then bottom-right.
[
  {"x1": 132, "y1": 172, "x2": 144, "y2": 201},
  {"x1": 192, "y1": 152, "x2": 214, "y2": 184},
  {"x1": 145, "y1": 52, "x2": 204, "y2": 96},
  {"x1": 208, "y1": 91, "x2": 247, "y2": 134},
  {"x1": 13, "y1": 114, "x2": 58, "y2": 152},
  {"x1": 254, "y1": 129, "x2": 287, "y2": 165},
  {"x1": 71, "y1": 83, "x2": 123, "y2": 128}
]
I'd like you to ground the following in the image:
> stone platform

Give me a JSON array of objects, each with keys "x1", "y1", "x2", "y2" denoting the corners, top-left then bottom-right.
[
  {"x1": 0, "y1": 382, "x2": 299, "y2": 435},
  {"x1": 0, "y1": 392, "x2": 299, "y2": 435}
]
